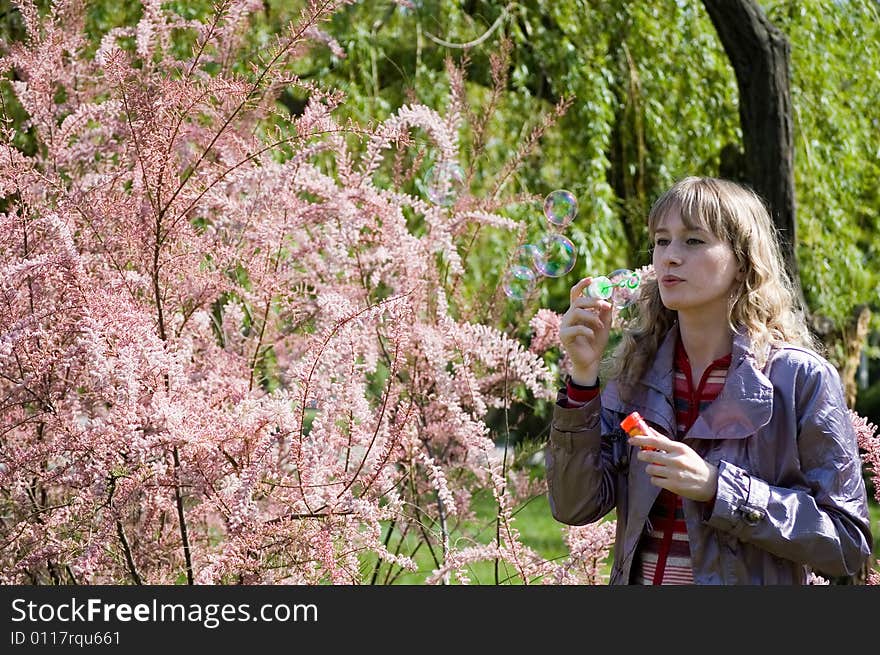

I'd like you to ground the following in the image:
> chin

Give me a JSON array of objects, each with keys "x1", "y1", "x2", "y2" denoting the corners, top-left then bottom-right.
[{"x1": 658, "y1": 294, "x2": 680, "y2": 311}]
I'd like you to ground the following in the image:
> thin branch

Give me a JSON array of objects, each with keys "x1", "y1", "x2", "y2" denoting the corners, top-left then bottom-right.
[
  {"x1": 116, "y1": 520, "x2": 143, "y2": 585},
  {"x1": 172, "y1": 446, "x2": 194, "y2": 584},
  {"x1": 424, "y1": 3, "x2": 518, "y2": 50}
]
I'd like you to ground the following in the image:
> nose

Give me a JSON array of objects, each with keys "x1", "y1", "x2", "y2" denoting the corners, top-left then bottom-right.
[{"x1": 657, "y1": 241, "x2": 682, "y2": 267}]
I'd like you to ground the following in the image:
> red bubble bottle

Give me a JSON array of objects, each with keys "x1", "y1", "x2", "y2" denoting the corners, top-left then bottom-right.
[{"x1": 620, "y1": 411, "x2": 657, "y2": 451}]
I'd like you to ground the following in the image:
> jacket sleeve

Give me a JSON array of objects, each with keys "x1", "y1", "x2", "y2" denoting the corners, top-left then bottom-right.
[
  {"x1": 705, "y1": 357, "x2": 874, "y2": 578},
  {"x1": 544, "y1": 389, "x2": 620, "y2": 526}
]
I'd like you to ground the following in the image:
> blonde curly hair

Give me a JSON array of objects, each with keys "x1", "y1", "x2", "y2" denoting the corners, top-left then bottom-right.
[{"x1": 607, "y1": 176, "x2": 817, "y2": 399}]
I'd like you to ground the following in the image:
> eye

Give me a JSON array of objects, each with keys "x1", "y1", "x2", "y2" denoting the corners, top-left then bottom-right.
[
  {"x1": 686, "y1": 238, "x2": 705, "y2": 246},
  {"x1": 654, "y1": 238, "x2": 670, "y2": 247}
]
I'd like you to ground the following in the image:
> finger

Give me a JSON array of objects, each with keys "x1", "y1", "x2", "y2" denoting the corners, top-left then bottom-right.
[
  {"x1": 636, "y1": 449, "x2": 671, "y2": 465},
  {"x1": 566, "y1": 303, "x2": 612, "y2": 330},
  {"x1": 624, "y1": 425, "x2": 664, "y2": 440},
  {"x1": 569, "y1": 296, "x2": 613, "y2": 312},
  {"x1": 559, "y1": 325, "x2": 595, "y2": 343},
  {"x1": 567, "y1": 308, "x2": 607, "y2": 331},
  {"x1": 569, "y1": 278, "x2": 593, "y2": 303},
  {"x1": 645, "y1": 464, "x2": 670, "y2": 478},
  {"x1": 649, "y1": 476, "x2": 670, "y2": 489},
  {"x1": 628, "y1": 434, "x2": 678, "y2": 451}
]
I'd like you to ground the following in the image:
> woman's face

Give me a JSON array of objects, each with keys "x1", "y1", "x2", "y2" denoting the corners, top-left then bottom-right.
[{"x1": 651, "y1": 207, "x2": 741, "y2": 322}]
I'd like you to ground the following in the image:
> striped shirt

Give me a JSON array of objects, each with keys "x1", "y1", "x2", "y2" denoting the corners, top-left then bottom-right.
[{"x1": 632, "y1": 338, "x2": 731, "y2": 585}]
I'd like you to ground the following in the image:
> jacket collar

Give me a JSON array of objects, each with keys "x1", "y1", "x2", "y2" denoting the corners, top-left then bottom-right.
[
  {"x1": 603, "y1": 323, "x2": 774, "y2": 440},
  {"x1": 689, "y1": 327, "x2": 774, "y2": 440},
  {"x1": 641, "y1": 324, "x2": 677, "y2": 396}
]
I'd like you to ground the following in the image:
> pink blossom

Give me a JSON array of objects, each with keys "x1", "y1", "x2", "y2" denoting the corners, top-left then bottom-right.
[
  {"x1": 0, "y1": 0, "x2": 608, "y2": 586},
  {"x1": 529, "y1": 308, "x2": 562, "y2": 355},
  {"x1": 850, "y1": 409, "x2": 880, "y2": 504}
]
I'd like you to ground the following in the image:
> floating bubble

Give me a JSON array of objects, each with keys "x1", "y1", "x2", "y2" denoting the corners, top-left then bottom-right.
[
  {"x1": 502, "y1": 265, "x2": 537, "y2": 300},
  {"x1": 585, "y1": 268, "x2": 641, "y2": 308},
  {"x1": 425, "y1": 162, "x2": 465, "y2": 206},
  {"x1": 543, "y1": 190, "x2": 578, "y2": 229},
  {"x1": 534, "y1": 234, "x2": 577, "y2": 278}
]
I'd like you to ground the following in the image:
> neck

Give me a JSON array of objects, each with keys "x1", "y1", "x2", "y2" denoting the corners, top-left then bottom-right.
[{"x1": 677, "y1": 312, "x2": 733, "y2": 369}]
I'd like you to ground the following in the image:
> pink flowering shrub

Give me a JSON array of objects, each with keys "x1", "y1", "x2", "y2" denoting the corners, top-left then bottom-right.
[
  {"x1": 851, "y1": 410, "x2": 880, "y2": 505},
  {"x1": 0, "y1": 0, "x2": 606, "y2": 584},
  {"x1": 553, "y1": 521, "x2": 616, "y2": 585},
  {"x1": 850, "y1": 410, "x2": 880, "y2": 582}
]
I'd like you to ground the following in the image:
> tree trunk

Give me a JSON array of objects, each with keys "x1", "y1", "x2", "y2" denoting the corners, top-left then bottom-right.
[
  {"x1": 841, "y1": 304, "x2": 872, "y2": 409},
  {"x1": 701, "y1": 0, "x2": 805, "y2": 311}
]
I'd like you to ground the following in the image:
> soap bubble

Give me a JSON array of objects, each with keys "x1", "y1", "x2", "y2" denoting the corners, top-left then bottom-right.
[
  {"x1": 543, "y1": 190, "x2": 578, "y2": 229},
  {"x1": 533, "y1": 234, "x2": 576, "y2": 278},
  {"x1": 502, "y1": 265, "x2": 537, "y2": 300},
  {"x1": 425, "y1": 162, "x2": 465, "y2": 206}
]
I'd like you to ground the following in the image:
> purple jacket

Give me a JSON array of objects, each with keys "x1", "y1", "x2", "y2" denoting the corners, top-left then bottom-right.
[{"x1": 546, "y1": 326, "x2": 873, "y2": 584}]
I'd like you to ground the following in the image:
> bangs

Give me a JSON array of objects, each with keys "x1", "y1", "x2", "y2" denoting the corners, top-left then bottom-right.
[{"x1": 647, "y1": 177, "x2": 728, "y2": 240}]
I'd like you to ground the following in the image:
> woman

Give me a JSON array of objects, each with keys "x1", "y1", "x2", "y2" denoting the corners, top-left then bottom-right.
[{"x1": 546, "y1": 176, "x2": 873, "y2": 584}]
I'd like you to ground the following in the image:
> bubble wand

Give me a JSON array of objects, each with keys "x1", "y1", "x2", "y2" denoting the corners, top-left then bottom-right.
[{"x1": 583, "y1": 268, "x2": 642, "y2": 308}]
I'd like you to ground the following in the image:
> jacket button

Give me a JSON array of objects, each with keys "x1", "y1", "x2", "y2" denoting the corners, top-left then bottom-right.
[{"x1": 744, "y1": 509, "x2": 762, "y2": 525}]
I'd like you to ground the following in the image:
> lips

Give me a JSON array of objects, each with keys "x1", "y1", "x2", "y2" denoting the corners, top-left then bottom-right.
[{"x1": 661, "y1": 275, "x2": 683, "y2": 286}]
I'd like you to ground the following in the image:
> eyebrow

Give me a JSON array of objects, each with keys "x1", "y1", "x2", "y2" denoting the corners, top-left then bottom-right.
[{"x1": 653, "y1": 225, "x2": 711, "y2": 235}]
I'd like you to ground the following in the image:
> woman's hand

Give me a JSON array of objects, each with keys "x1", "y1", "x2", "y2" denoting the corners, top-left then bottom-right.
[
  {"x1": 627, "y1": 430, "x2": 719, "y2": 503},
  {"x1": 559, "y1": 278, "x2": 613, "y2": 385}
]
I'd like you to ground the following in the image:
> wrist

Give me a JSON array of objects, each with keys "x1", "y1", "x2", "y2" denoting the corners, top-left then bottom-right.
[
  {"x1": 568, "y1": 375, "x2": 599, "y2": 390},
  {"x1": 569, "y1": 365, "x2": 599, "y2": 387}
]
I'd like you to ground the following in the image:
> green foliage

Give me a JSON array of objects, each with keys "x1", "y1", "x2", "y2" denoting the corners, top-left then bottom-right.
[
  {"x1": 764, "y1": 1, "x2": 880, "y2": 331},
  {"x1": 855, "y1": 379, "x2": 880, "y2": 433}
]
